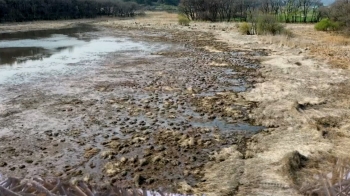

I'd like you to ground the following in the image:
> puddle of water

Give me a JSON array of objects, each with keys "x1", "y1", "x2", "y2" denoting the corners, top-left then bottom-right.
[
  {"x1": 191, "y1": 118, "x2": 264, "y2": 132},
  {"x1": 0, "y1": 28, "x2": 169, "y2": 85}
]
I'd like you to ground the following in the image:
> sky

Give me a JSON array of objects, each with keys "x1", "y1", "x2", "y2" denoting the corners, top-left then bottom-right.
[{"x1": 322, "y1": 0, "x2": 335, "y2": 5}]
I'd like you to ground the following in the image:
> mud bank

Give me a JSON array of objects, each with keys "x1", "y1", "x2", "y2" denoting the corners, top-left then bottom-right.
[
  {"x1": 0, "y1": 16, "x2": 265, "y2": 195},
  {"x1": 97, "y1": 12, "x2": 350, "y2": 196}
]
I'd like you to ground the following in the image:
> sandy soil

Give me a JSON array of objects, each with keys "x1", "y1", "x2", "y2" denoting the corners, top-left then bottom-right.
[{"x1": 1, "y1": 12, "x2": 350, "y2": 195}]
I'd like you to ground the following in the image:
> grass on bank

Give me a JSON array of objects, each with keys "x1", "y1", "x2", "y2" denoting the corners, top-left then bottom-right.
[{"x1": 178, "y1": 14, "x2": 190, "y2": 26}]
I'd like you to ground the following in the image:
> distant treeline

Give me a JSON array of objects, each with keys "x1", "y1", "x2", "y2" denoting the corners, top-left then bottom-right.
[
  {"x1": 0, "y1": 0, "x2": 141, "y2": 22},
  {"x1": 179, "y1": 0, "x2": 325, "y2": 23},
  {"x1": 126, "y1": 0, "x2": 179, "y2": 6}
]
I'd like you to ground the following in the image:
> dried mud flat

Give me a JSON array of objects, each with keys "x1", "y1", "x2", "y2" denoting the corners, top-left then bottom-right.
[
  {"x1": 2, "y1": 12, "x2": 350, "y2": 196},
  {"x1": 0, "y1": 18, "x2": 264, "y2": 195}
]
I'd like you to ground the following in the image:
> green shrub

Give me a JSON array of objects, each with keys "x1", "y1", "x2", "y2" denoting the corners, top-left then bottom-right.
[
  {"x1": 256, "y1": 14, "x2": 285, "y2": 35},
  {"x1": 315, "y1": 18, "x2": 340, "y2": 31},
  {"x1": 178, "y1": 14, "x2": 190, "y2": 26},
  {"x1": 239, "y1": 22, "x2": 252, "y2": 35}
]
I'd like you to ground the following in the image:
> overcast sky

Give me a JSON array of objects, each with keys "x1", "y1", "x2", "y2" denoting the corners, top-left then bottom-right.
[{"x1": 322, "y1": 0, "x2": 334, "y2": 5}]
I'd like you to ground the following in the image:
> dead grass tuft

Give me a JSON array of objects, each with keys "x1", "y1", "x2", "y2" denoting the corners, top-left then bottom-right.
[{"x1": 301, "y1": 158, "x2": 350, "y2": 196}]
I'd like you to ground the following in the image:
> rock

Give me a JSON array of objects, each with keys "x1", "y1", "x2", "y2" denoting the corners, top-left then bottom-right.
[
  {"x1": 120, "y1": 171, "x2": 127, "y2": 176},
  {"x1": 146, "y1": 178, "x2": 155, "y2": 184},
  {"x1": 84, "y1": 148, "x2": 100, "y2": 159},
  {"x1": 25, "y1": 159, "x2": 33, "y2": 164},
  {"x1": 152, "y1": 155, "x2": 161, "y2": 163},
  {"x1": 0, "y1": 162, "x2": 7, "y2": 167},
  {"x1": 104, "y1": 162, "x2": 119, "y2": 176},
  {"x1": 139, "y1": 158, "x2": 149, "y2": 167},
  {"x1": 134, "y1": 174, "x2": 146, "y2": 187},
  {"x1": 83, "y1": 174, "x2": 91, "y2": 182},
  {"x1": 89, "y1": 162, "x2": 96, "y2": 168},
  {"x1": 120, "y1": 157, "x2": 128, "y2": 164},
  {"x1": 100, "y1": 150, "x2": 114, "y2": 159},
  {"x1": 44, "y1": 130, "x2": 53, "y2": 136}
]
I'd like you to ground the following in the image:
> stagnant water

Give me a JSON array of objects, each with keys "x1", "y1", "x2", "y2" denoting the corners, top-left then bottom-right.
[{"x1": 0, "y1": 25, "x2": 167, "y2": 85}]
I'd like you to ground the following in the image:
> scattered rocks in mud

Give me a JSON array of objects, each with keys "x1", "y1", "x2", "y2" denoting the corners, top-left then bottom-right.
[
  {"x1": 100, "y1": 128, "x2": 250, "y2": 190},
  {"x1": 0, "y1": 24, "x2": 263, "y2": 194}
]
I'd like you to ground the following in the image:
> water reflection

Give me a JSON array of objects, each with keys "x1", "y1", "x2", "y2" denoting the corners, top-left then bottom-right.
[
  {"x1": 0, "y1": 29, "x2": 170, "y2": 85},
  {"x1": 0, "y1": 46, "x2": 74, "y2": 65},
  {"x1": 0, "y1": 25, "x2": 96, "y2": 66},
  {"x1": 0, "y1": 24, "x2": 96, "y2": 40}
]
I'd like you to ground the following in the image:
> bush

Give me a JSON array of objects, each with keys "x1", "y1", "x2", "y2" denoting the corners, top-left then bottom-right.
[
  {"x1": 178, "y1": 14, "x2": 190, "y2": 26},
  {"x1": 256, "y1": 14, "x2": 285, "y2": 35},
  {"x1": 315, "y1": 18, "x2": 340, "y2": 31},
  {"x1": 239, "y1": 22, "x2": 252, "y2": 35}
]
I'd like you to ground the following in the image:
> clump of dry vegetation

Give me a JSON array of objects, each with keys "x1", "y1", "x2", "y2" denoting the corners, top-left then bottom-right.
[
  {"x1": 256, "y1": 14, "x2": 286, "y2": 35},
  {"x1": 239, "y1": 22, "x2": 252, "y2": 35},
  {"x1": 302, "y1": 159, "x2": 350, "y2": 196},
  {"x1": 0, "y1": 177, "x2": 187, "y2": 195},
  {"x1": 239, "y1": 14, "x2": 292, "y2": 37},
  {"x1": 178, "y1": 14, "x2": 190, "y2": 26}
]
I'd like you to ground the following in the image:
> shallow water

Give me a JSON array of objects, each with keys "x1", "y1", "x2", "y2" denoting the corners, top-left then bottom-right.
[{"x1": 0, "y1": 26, "x2": 167, "y2": 85}]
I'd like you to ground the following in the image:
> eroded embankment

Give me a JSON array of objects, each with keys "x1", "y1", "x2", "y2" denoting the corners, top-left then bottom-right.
[{"x1": 0, "y1": 22, "x2": 265, "y2": 195}]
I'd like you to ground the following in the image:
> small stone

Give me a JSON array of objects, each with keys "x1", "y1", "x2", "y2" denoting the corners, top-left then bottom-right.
[
  {"x1": 19, "y1": 165, "x2": 25, "y2": 169},
  {"x1": 134, "y1": 174, "x2": 146, "y2": 187},
  {"x1": 152, "y1": 156, "x2": 161, "y2": 163},
  {"x1": 120, "y1": 171, "x2": 127, "y2": 176},
  {"x1": 25, "y1": 160, "x2": 33, "y2": 164},
  {"x1": 89, "y1": 162, "x2": 96, "y2": 168},
  {"x1": 146, "y1": 178, "x2": 155, "y2": 184},
  {"x1": 139, "y1": 158, "x2": 149, "y2": 167},
  {"x1": 120, "y1": 157, "x2": 128, "y2": 164},
  {"x1": 0, "y1": 162, "x2": 7, "y2": 167}
]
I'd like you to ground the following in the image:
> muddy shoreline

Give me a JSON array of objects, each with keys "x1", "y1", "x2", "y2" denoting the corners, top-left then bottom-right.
[
  {"x1": 2, "y1": 12, "x2": 347, "y2": 196},
  {"x1": 0, "y1": 18, "x2": 265, "y2": 195}
]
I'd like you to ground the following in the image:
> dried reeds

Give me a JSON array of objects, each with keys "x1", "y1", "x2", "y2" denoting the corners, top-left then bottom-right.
[
  {"x1": 302, "y1": 159, "x2": 350, "y2": 196},
  {"x1": 0, "y1": 176, "x2": 187, "y2": 196}
]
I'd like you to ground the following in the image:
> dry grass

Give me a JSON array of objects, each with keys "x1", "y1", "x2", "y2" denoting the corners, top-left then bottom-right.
[
  {"x1": 0, "y1": 177, "x2": 188, "y2": 196},
  {"x1": 258, "y1": 24, "x2": 350, "y2": 69},
  {"x1": 300, "y1": 158, "x2": 350, "y2": 196}
]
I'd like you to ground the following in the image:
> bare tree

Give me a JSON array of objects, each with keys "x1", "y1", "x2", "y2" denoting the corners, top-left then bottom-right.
[{"x1": 329, "y1": 0, "x2": 350, "y2": 28}]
